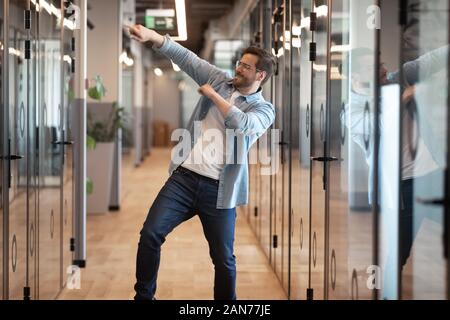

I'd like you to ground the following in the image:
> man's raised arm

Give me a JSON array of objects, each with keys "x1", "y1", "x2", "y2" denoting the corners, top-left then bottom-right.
[
  {"x1": 127, "y1": 24, "x2": 227, "y2": 86},
  {"x1": 387, "y1": 45, "x2": 449, "y2": 85}
]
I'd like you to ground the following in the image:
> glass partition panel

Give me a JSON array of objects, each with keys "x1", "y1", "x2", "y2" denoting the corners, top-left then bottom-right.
[
  {"x1": 61, "y1": 8, "x2": 75, "y2": 287},
  {"x1": 37, "y1": 0, "x2": 62, "y2": 299},
  {"x1": 399, "y1": 0, "x2": 449, "y2": 300},
  {"x1": 309, "y1": 0, "x2": 329, "y2": 300},
  {"x1": 328, "y1": 0, "x2": 377, "y2": 300},
  {"x1": 0, "y1": 0, "x2": 4, "y2": 300},
  {"x1": 7, "y1": 0, "x2": 29, "y2": 300}
]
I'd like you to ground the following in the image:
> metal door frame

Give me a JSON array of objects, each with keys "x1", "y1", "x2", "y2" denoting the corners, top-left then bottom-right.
[{"x1": 1, "y1": 0, "x2": 10, "y2": 301}]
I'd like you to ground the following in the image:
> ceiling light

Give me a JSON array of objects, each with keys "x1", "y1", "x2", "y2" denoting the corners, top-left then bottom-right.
[
  {"x1": 154, "y1": 68, "x2": 163, "y2": 77},
  {"x1": 315, "y1": 5, "x2": 328, "y2": 17},
  {"x1": 9, "y1": 47, "x2": 22, "y2": 57},
  {"x1": 331, "y1": 45, "x2": 351, "y2": 53},
  {"x1": 276, "y1": 48, "x2": 284, "y2": 58},
  {"x1": 172, "y1": 0, "x2": 187, "y2": 41},
  {"x1": 39, "y1": 0, "x2": 52, "y2": 15},
  {"x1": 292, "y1": 25, "x2": 301, "y2": 36},
  {"x1": 120, "y1": 50, "x2": 134, "y2": 67},
  {"x1": 63, "y1": 55, "x2": 72, "y2": 64},
  {"x1": 300, "y1": 17, "x2": 310, "y2": 30},
  {"x1": 292, "y1": 38, "x2": 301, "y2": 48},
  {"x1": 125, "y1": 58, "x2": 134, "y2": 67}
]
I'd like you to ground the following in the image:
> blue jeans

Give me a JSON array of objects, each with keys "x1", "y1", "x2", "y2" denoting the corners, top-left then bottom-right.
[{"x1": 134, "y1": 166, "x2": 237, "y2": 300}]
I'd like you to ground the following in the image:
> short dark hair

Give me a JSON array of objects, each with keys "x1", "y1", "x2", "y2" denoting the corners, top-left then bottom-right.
[{"x1": 242, "y1": 46, "x2": 277, "y2": 86}]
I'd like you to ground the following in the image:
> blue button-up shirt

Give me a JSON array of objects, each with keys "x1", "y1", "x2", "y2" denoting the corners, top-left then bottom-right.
[{"x1": 153, "y1": 35, "x2": 276, "y2": 209}]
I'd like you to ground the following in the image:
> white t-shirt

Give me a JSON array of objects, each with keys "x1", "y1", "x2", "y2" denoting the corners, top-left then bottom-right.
[{"x1": 181, "y1": 91, "x2": 242, "y2": 180}]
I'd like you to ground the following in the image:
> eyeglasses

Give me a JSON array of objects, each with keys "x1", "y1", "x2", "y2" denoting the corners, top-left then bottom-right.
[{"x1": 235, "y1": 60, "x2": 262, "y2": 72}]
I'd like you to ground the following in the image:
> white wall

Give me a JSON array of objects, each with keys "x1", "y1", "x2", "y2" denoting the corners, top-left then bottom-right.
[
  {"x1": 131, "y1": 40, "x2": 143, "y2": 108},
  {"x1": 87, "y1": 0, "x2": 123, "y2": 208},
  {"x1": 87, "y1": 0, "x2": 122, "y2": 103},
  {"x1": 152, "y1": 71, "x2": 181, "y2": 132}
]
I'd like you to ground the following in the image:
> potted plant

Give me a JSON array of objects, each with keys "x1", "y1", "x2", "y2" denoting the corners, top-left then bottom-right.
[{"x1": 86, "y1": 76, "x2": 127, "y2": 213}]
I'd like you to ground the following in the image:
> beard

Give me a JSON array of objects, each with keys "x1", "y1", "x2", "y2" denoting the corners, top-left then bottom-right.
[{"x1": 233, "y1": 73, "x2": 254, "y2": 88}]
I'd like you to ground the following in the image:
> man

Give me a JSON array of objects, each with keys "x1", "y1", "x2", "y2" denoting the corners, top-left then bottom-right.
[{"x1": 128, "y1": 24, "x2": 276, "y2": 300}]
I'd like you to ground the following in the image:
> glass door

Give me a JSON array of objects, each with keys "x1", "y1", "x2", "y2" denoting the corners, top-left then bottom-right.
[
  {"x1": 37, "y1": 0, "x2": 62, "y2": 299},
  {"x1": 281, "y1": 0, "x2": 292, "y2": 294},
  {"x1": 308, "y1": 0, "x2": 329, "y2": 300},
  {"x1": 28, "y1": 0, "x2": 38, "y2": 299},
  {"x1": 7, "y1": 0, "x2": 30, "y2": 300},
  {"x1": 259, "y1": 0, "x2": 273, "y2": 262},
  {"x1": 327, "y1": 0, "x2": 377, "y2": 300},
  {"x1": 61, "y1": 2, "x2": 75, "y2": 288},
  {"x1": 290, "y1": 0, "x2": 312, "y2": 300},
  {"x1": 0, "y1": 0, "x2": 4, "y2": 300},
  {"x1": 377, "y1": 0, "x2": 449, "y2": 300},
  {"x1": 250, "y1": 5, "x2": 262, "y2": 241},
  {"x1": 398, "y1": 0, "x2": 449, "y2": 299},
  {"x1": 378, "y1": 0, "x2": 401, "y2": 299},
  {"x1": 259, "y1": 132, "x2": 272, "y2": 260},
  {"x1": 271, "y1": 0, "x2": 285, "y2": 284},
  {"x1": 288, "y1": 0, "x2": 302, "y2": 299}
]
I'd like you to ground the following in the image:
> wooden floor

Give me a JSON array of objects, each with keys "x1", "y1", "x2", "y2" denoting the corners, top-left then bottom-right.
[{"x1": 58, "y1": 148, "x2": 287, "y2": 300}]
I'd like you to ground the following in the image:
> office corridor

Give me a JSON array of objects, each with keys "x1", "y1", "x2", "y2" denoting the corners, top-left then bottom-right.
[
  {"x1": 57, "y1": 148, "x2": 286, "y2": 300},
  {"x1": 1, "y1": 0, "x2": 449, "y2": 302}
]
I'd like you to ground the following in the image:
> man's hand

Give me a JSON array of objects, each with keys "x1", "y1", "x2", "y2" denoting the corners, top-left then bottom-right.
[
  {"x1": 198, "y1": 84, "x2": 232, "y2": 117},
  {"x1": 402, "y1": 85, "x2": 416, "y2": 104},
  {"x1": 126, "y1": 24, "x2": 165, "y2": 48},
  {"x1": 198, "y1": 84, "x2": 217, "y2": 99}
]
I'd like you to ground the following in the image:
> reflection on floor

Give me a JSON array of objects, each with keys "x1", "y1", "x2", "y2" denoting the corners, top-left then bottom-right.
[{"x1": 58, "y1": 148, "x2": 286, "y2": 300}]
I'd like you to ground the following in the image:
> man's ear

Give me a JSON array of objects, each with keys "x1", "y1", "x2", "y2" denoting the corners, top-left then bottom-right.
[{"x1": 258, "y1": 70, "x2": 267, "y2": 83}]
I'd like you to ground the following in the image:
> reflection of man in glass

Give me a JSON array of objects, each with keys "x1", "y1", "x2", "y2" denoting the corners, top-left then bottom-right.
[{"x1": 342, "y1": 45, "x2": 447, "y2": 268}]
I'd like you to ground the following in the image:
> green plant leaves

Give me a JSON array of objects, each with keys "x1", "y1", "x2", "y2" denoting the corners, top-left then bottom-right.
[
  {"x1": 86, "y1": 76, "x2": 129, "y2": 143},
  {"x1": 86, "y1": 177, "x2": 93, "y2": 195},
  {"x1": 87, "y1": 101, "x2": 129, "y2": 143},
  {"x1": 88, "y1": 87, "x2": 102, "y2": 100},
  {"x1": 88, "y1": 75, "x2": 106, "y2": 101},
  {"x1": 87, "y1": 134, "x2": 96, "y2": 150}
]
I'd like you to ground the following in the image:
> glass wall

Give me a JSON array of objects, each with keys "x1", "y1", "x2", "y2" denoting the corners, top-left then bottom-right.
[
  {"x1": 37, "y1": 0, "x2": 63, "y2": 299},
  {"x1": 291, "y1": 0, "x2": 312, "y2": 300},
  {"x1": 61, "y1": 10, "x2": 75, "y2": 289},
  {"x1": 1, "y1": 0, "x2": 77, "y2": 300},
  {"x1": 28, "y1": 0, "x2": 37, "y2": 299},
  {"x1": 243, "y1": 0, "x2": 449, "y2": 300},
  {"x1": 398, "y1": 0, "x2": 449, "y2": 299},
  {"x1": 378, "y1": 0, "x2": 401, "y2": 299},
  {"x1": 0, "y1": 0, "x2": 4, "y2": 301},
  {"x1": 328, "y1": 0, "x2": 377, "y2": 300},
  {"x1": 7, "y1": 0, "x2": 30, "y2": 300},
  {"x1": 271, "y1": 0, "x2": 286, "y2": 287}
]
